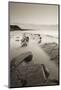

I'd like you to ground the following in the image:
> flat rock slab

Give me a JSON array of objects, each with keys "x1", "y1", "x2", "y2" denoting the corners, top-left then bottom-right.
[{"x1": 10, "y1": 64, "x2": 47, "y2": 87}]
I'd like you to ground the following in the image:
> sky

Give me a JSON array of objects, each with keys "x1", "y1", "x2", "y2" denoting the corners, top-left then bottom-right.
[{"x1": 9, "y1": 2, "x2": 58, "y2": 25}]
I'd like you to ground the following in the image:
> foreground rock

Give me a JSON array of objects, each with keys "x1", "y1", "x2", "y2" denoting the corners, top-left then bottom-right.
[
  {"x1": 41, "y1": 42, "x2": 59, "y2": 64},
  {"x1": 10, "y1": 62, "x2": 58, "y2": 88},
  {"x1": 10, "y1": 64, "x2": 50, "y2": 88}
]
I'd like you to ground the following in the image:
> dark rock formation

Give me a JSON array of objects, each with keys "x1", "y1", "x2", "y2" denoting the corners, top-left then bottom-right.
[
  {"x1": 21, "y1": 36, "x2": 29, "y2": 47},
  {"x1": 10, "y1": 64, "x2": 48, "y2": 87},
  {"x1": 26, "y1": 37, "x2": 29, "y2": 42},
  {"x1": 10, "y1": 25, "x2": 22, "y2": 31},
  {"x1": 10, "y1": 62, "x2": 58, "y2": 88},
  {"x1": 10, "y1": 51, "x2": 33, "y2": 69}
]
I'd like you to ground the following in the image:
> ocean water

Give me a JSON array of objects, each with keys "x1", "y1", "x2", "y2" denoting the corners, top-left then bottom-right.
[{"x1": 17, "y1": 24, "x2": 58, "y2": 37}]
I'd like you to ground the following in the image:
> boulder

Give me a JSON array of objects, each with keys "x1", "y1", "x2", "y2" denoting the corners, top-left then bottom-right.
[
  {"x1": 10, "y1": 51, "x2": 33, "y2": 69},
  {"x1": 10, "y1": 64, "x2": 50, "y2": 88}
]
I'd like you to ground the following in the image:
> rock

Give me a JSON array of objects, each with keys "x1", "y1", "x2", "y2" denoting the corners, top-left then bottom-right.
[
  {"x1": 24, "y1": 55, "x2": 33, "y2": 63},
  {"x1": 10, "y1": 51, "x2": 33, "y2": 69},
  {"x1": 21, "y1": 42, "x2": 27, "y2": 47},
  {"x1": 10, "y1": 25, "x2": 22, "y2": 31},
  {"x1": 41, "y1": 42, "x2": 59, "y2": 64},
  {"x1": 21, "y1": 36, "x2": 29, "y2": 47},
  {"x1": 26, "y1": 37, "x2": 29, "y2": 42},
  {"x1": 10, "y1": 64, "x2": 50, "y2": 88}
]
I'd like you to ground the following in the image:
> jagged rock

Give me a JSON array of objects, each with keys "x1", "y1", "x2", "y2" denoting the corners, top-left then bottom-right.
[
  {"x1": 21, "y1": 42, "x2": 27, "y2": 47},
  {"x1": 26, "y1": 37, "x2": 29, "y2": 42},
  {"x1": 21, "y1": 36, "x2": 29, "y2": 47}
]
